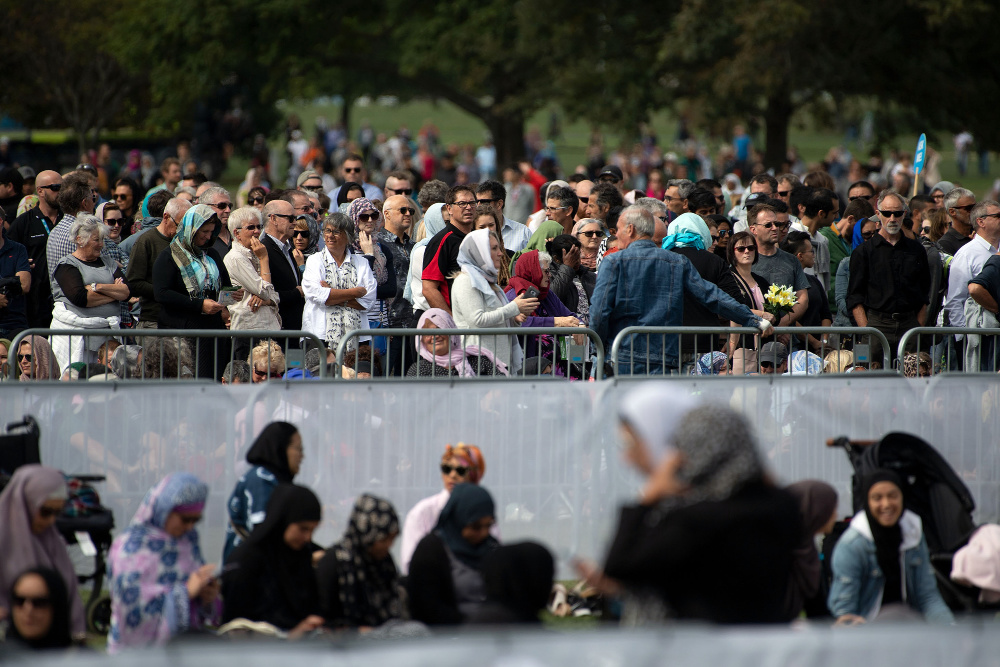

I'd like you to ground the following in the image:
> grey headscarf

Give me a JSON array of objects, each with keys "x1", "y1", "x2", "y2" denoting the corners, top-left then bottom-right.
[{"x1": 109, "y1": 344, "x2": 142, "y2": 379}]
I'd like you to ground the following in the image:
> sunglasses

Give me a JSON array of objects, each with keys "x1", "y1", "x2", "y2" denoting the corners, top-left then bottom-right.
[
  {"x1": 754, "y1": 221, "x2": 779, "y2": 229},
  {"x1": 357, "y1": 213, "x2": 379, "y2": 222},
  {"x1": 301, "y1": 184, "x2": 324, "y2": 192},
  {"x1": 545, "y1": 205, "x2": 570, "y2": 213},
  {"x1": 212, "y1": 202, "x2": 233, "y2": 210},
  {"x1": 38, "y1": 184, "x2": 62, "y2": 192},
  {"x1": 921, "y1": 226, "x2": 931, "y2": 233},
  {"x1": 717, "y1": 229, "x2": 731, "y2": 237},
  {"x1": 849, "y1": 195, "x2": 871, "y2": 202},
  {"x1": 711, "y1": 235, "x2": 720, "y2": 242},
  {"x1": 477, "y1": 197, "x2": 501, "y2": 204},
  {"x1": 12, "y1": 595, "x2": 52, "y2": 610},
  {"x1": 776, "y1": 190, "x2": 792, "y2": 197},
  {"x1": 249, "y1": 196, "x2": 264, "y2": 205},
  {"x1": 243, "y1": 224, "x2": 261, "y2": 232},
  {"x1": 392, "y1": 207, "x2": 415, "y2": 215},
  {"x1": 599, "y1": 176, "x2": 620, "y2": 184},
  {"x1": 440, "y1": 464, "x2": 469, "y2": 477},
  {"x1": 861, "y1": 231, "x2": 877, "y2": 239},
  {"x1": 760, "y1": 362, "x2": 775, "y2": 369},
  {"x1": 292, "y1": 230, "x2": 309, "y2": 237},
  {"x1": 579, "y1": 230, "x2": 602, "y2": 237},
  {"x1": 105, "y1": 218, "x2": 124, "y2": 226},
  {"x1": 271, "y1": 213, "x2": 295, "y2": 222},
  {"x1": 579, "y1": 196, "x2": 589, "y2": 204},
  {"x1": 734, "y1": 246, "x2": 756, "y2": 253},
  {"x1": 388, "y1": 188, "x2": 413, "y2": 195},
  {"x1": 38, "y1": 506, "x2": 61, "y2": 518},
  {"x1": 879, "y1": 209, "x2": 905, "y2": 218},
  {"x1": 18, "y1": 353, "x2": 32, "y2": 362},
  {"x1": 344, "y1": 167, "x2": 362, "y2": 173}
]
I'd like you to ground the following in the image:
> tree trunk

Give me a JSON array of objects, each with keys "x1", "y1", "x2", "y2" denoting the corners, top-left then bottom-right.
[
  {"x1": 486, "y1": 112, "x2": 526, "y2": 170},
  {"x1": 763, "y1": 93, "x2": 793, "y2": 171},
  {"x1": 340, "y1": 93, "x2": 354, "y2": 136}
]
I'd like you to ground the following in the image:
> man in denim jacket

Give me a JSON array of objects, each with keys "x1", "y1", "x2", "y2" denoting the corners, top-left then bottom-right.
[{"x1": 591, "y1": 206, "x2": 772, "y2": 374}]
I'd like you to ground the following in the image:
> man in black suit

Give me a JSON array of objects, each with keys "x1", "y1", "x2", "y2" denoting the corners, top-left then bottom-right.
[{"x1": 261, "y1": 198, "x2": 304, "y2": 347}]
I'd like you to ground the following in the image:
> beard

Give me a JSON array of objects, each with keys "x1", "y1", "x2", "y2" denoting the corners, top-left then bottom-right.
[{"x1": 884, "y1": 221, "x2": 901, "y2": 235}]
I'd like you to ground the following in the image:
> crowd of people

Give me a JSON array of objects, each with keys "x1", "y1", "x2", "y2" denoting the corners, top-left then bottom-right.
[{"x1": 8, "y1": 377, "x2": 1000, "y2": 654}]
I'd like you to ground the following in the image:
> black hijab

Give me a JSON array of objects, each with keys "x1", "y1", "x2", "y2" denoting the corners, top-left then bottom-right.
[
  {"x1": 862, "y1": 470, "x2": 904, "y2": 605},
  {"x1": 480, "y1": 542, "x2": 554, "y2": 623},
  {"x1": 337, "y1": 182, "x2": 365, "y2": 207},
  {"x1": 245, "y1": 421, "x2": 298, "y2": 483},
  {"x1": 434, "y1": 483, "x2": 499, "y2": 569},
  {"x1": 5, "y1": 568, "x2": 73, "y2": 650},
  {"x1": 784, "y1": 480, "x2": 838, "y2": 617}
]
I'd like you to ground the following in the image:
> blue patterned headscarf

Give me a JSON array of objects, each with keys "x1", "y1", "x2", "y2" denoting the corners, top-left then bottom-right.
[
  {"x1": 788, "y1": 350, "x2": 824, "y2": 375},
  {"x1": 130, "y1": 473, "x2": 209, "y2": 529},
  {"x1": 170, "y1": 204, "x2": 221, "y2": 298}
]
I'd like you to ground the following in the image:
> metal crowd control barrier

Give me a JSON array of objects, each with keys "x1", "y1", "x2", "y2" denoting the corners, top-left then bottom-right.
[
  {"x1": 898, "y1": 326, "x2": 1000, "y2": 374},
  {"x1": 609, "y1": 326, "x2": 892, "y2": 375},
  {"x1": 7, "y1": 328, "x2": 328, "y2": 380},
  {"x1": 333, "y1": 327, "x2": 605, "y2": 380}
]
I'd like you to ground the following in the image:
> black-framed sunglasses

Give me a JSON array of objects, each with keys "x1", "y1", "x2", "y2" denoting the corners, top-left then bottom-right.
[
  {"x1": 249, "y1": 196, "x2": 265, "y2": 205},
  {"x1": 357, "y1": 213, "x2": 379, "y2": 222},
  {"x1": 440, "y1": 464, "x2": 469, "y2": 477},
  {"x1": 579, "y1": 230, "x2": 602, "y2": 237},
  {"x1": 213, "y1": 201, "x2": 233, "y2": 210},
  {"x1": 270, "y1": 213, "x2": 295, "y2": 222},
  {"x1": 292, "y1": 230, "x2": 309, "y2": 238},
  {"x1": 388, "y1": 188, "x2": 413, "y2": 195},
  {"x1": 243, "y1": 224, "x2": 261, "y2": 232},
  {"x1": 861, "y1": 231, "x2": 877, "y2": 239},
  {"x1": 392, "y1": 207, "x2": 415, "y2": 215},
  {"x1": 105, "y1": 218, "x2": 125, "y2": 226},
  {"x1": 17, "y1": 353, "x2": 32, "y2": 362},
  {"x1": 717, "y1": 229, "x2": 731, "y2": 237},
  {"x1": 38, "y1": 184, "x2": 62, "y2": 192},
  {"x1": 12, "y1": 594, "x2": 52, "y2": 609}
]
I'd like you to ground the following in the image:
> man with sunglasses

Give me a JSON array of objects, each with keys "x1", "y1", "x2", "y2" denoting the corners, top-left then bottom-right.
[
  {"x1": 383, "y1": 171, "x2": 415, "y2": 199},
  {"x1": 938, "y1": 187, "x2": 977, "y2": 256},
  {"x1": 944, "y1": 200, "x2": 1000, "y2": 330},
  {"x1": 261, "y1": 199, "x2": 305, "y2": 342},
  {"x1": 847, "y1": 191, "x2": 930, "y2": 365},
  {"x1": 747, "y1": 203, "x2": 810, "y2": 326},
  {"x1": 199, "y1": 186, "x2": 233, "y2": 257},
  {"x1": 379, "y1": 194, "x2": 417, "y2": 375},
  {"x1": 328, "y1": 154, "x2": 384, "y2": 203},
  {"x1": 9, "y1": 171, "x2": 62, "y2": 328},
  {"x1": 574, "y1": 180, "x2": 594, "y2": 222}
]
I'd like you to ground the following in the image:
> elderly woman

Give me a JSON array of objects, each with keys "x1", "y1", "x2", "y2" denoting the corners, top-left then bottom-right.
[
  {"x1": 347, "y1": 199, "x2": 396, "y2": 353},
  {"x1": 153, "y1": 203, "x2": 234, "y2": 379},
  {"x1": 223, "y1": 206, "x2": 281, "y2": 358},
  {"x1": 14, "y1": 335, "x2": 59, "y2": 381},
  {"x1": 0, "y1": 465, "x2": 85, "y2": 639},
  {"x1": 302, "y1": 212, "x2": 376, "y2": 355},
  {"x1": 50, "y1": 214, "x2": 131, "y2": 371},
  {"x1": 572, "y1": 218, "x2": 606, "y2": 271},
  {"x1": 406, "y1": 309, "x2": 506, "y2": 377},
  {"x1": 107, "y1": 473, "x2": 221, "y2": 652},
  {"x1": 451, "y1": 229, "x2": 537, "y2": 374},
  {"x1": 504, "y1": 249, "x2": 581, "y2": 363}
]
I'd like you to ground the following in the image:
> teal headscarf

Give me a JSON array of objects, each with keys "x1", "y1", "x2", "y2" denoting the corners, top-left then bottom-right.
[
  {"x1": 169, "y1": 204, "x2": 221, "y2": 298},
  {"x1": 663, "y1": 212, "x2": 712, "y2": 251}
]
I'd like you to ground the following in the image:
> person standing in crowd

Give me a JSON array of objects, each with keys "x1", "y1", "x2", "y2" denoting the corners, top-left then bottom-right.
[
  {"x1": 746, "y1": 203, "x2": 810, "y2": 325},
  {"x1": 847, "y1": 192, "x2": 930, "y2": 364},
  {"x1": 222, "y1": 484, "x2": 325, "y2": 636},
  {"x1": 14, "y1": 335, "x2": 58, "y2": 380},
  {"x1": 944, "y1": 200, "x2": 1000, "y2": 328},
  {"x1": 261, "y1": 198, "x2": 305, "y2": 342},
  {"x1": 574, "y1": 180, "x2": 594, "y2": 222},
  {"x1": 347, "y1": 198, "x2": 396, "y2": 354},
  {"x1": 828, "y1": 471, "x2": 953, "y2": 624},
  {"x1": 820, "y1": 197, "x2": 874, "y2": 310},
  {"x1": 8, "y1": 170, "x2": 61, "y2": 329},
  {"x1": 573, "y1": 218, "x2": 605, "y2": 271},
  {"x1": 795, "y1": 188, "x2": 838, "y2": 292},
  {"x1": 0, "y1": 167, "x2": 24, "y2": 221},
  {"x1": 476, "y1": 180, "x2": 532, "y2": 252},
  {"x1": 0, "y1": 465, "x2": 85, "y2": 640},
  {"x1": 505, "y1": 249, "x2": 581, "y2": 363},
  {"x1": 125, "y1": 197, "x2": 190, "y2": 331},
  {"x1": 938, "y1": 187, "x2": 976, "y2": 256},
  {"x1": 0, "y1": 208, "x2": 30, "y2": 341},
  {"x1": 200, "y1": 186, "x2": 234, "y2": 258},
  {"x1": 302, "y1": 212, "x2": 376, "y2": 355},
  {"x1": 224, "y1": 206, "x2": 281, "y2": 357},
  {"x1": 781, "y1": 232, "x2": 833, "y2": 353},
  {"x1": 725, "y1": 231, "x2": 772, "y2": 374},
  {"x1": 422, "y1": 186, "x2": 477, "y2": 313},
  {"x1": 379, "y1": 194, "x2": 416, "y2": 375},
  {"x1": 407, "y1": 483, "x2": 500, "y2": 626},
  {"x1": 107, "y1": 473, "x2": 220, "y2": 652},
  {"x1": 46, "y1": 172, "x2": 100, "y2": 293},
  {"x1": 316, "y1": 494, "x2": 404, "y2": 629},
  {"x1": 112, "y1": 177, "x2": 141, "y2": 225},
  {"x1": 328, "y1": 154, "x2": 384, "y2": 203},
  {"x1": 404, "y1": 202, "x2": 446, "y2": 318},
  {"x1": 590, "y1": 206, "x2": 772, "y2": 374},
  {"x1": 4, "y1": 568, "x2": 73, "y2": 651}
]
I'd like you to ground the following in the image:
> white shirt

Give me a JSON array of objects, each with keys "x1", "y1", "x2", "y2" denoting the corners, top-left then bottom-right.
[
  {"x1": 945, "y1": 234, "x2": 998, "y2": 326},
  {"x1": 266, "y1": 232, "x2": 297, "y2": 275},
  {"x1": 301, "y1": 247, "x2": 377, "y2": 343},
  {"x1": 502, "y1": 216, "x2": 532, "y2": 253}
]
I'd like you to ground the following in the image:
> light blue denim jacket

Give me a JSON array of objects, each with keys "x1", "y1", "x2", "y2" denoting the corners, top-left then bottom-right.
[
  {"x1": 590, "y1": 239, "x2": 761, "y2": 370},
  {"x1": 828, "y1": 510, "x2": 954, "y2": 623}
]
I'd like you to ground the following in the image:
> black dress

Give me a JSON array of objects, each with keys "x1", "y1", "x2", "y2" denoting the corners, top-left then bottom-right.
[{"x1": 405, "y1": 355, "x2": 497, "y2": 377}]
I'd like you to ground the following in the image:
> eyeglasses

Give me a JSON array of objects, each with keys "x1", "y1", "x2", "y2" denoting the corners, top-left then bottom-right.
[
  {"x1": 17, "y1": 354, "x2": 32, "y2": 362},
  {"x1": 105, "y1": 218, "x2": 124, "y2": 226},
  {"x1": 38, "y1": 506, "x2": 61, "y2": 518},
  {"x1": 12, "y1": 595, "x2": 52, "y2": 610},
  {"x1": 734, "y1": 246, "x2": 756, "y2": 253},
  {"x1": 249, "y1": 196, "x2": 264, "y2": 205},
  {"x1": 579, "y1": 230, "x2": 602, "y2": 237},
  {"x1": 270, "y1": 213, "x2": 295, "y2": 222},
  {"x1": 212, "y1": 201, "x2": 233, "y2": 210},
  {"x1": 357, "y1": 213, "x2": 379, "y2": 222},
  {"x1": 981, "y1": 212, "x2": 1000, "y2": 220},
  {"x1": 861, "y1": 231, "x2": 877, "y2": 239},
  {"x1": 242, "y1": 224, "x2": 261, "y2": 232},
  {"x1": 451, "y1": 200, "x2": 477, "y2": 208},
  {"x1": 879, "y1": 209, "x2": 905, "y2": 218},
  {"x1": 663, "y1": 195, "x2": 682, "y2": 202},
  {"x1": 932, "y1": 193, "x2": 945, "y2": 200},
  {"x1": 292, "y1": 229, "x2": 309, "y2": 237},
  {"x1": 656, "y1": 215, "x2": 668, "y2": 223},
  {"x1": 343, "y1": 167, "x2": 362, "y2": 173},
  {"x1": 391, "y1": 207, "x2": 415, "y2": 215},
  {"x1": 38, "y1": 184, "x2": 62, "y2": 192},
  {"x1": 951, "y1": 204, "x2": 975, "y2": 212},
  {"x1": 440, "y1": 464, "x2": 469, "y2": 477},
  {"x1": 544, "y1": 205, "x2": 570, "y2": 213},
  {"x1": 387, "y1": 188, "x2": 413, "y2": 195},
  {"x1": 324, "y1": 229, "x2": 345, "y2": 237}
]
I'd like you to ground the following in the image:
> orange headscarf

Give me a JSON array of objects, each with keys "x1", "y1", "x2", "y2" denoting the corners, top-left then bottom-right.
[{"x1": 441, "y1": 443, "x2": 485, "y2": 484}]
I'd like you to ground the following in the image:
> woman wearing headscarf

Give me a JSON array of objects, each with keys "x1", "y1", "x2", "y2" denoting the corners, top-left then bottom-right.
[
  {"x1": 406, "y1": 309, "x2": 507, "y2": 377},
  {"x1": 403, "y1": 202, "x2": 446, "y2": 312},
  {"x1": 0, "y1": 466, "x2": 83, "y2": 638},
  {"x1": 504, "y1": 249, "x2": 582, "y2": 363},
  {"x1": 4, "y1": 568, "x2": 73, "y2": 651},
  {"x1": 451, "y1": 229, "x2": 537, "y2": 374},
  {"x1": 347, "y1": 199, "x2": 396, "y2": 353},
  {"x1": 507, "y1": 219, "x2": 563, "y2": 275},
  {"x1": 784, "y1": 480, "x2": 839, "y2": 619},
  {"x1": 828, "y1": 470, "x2": 953, "y2": 624},
  {"x1": 407, "y1": 483, "x2": 499, "y2": 625},
  {"x1": 316, "y1": 494, "x2": 404, "y2": 629},
  {"x1": 107, "y1": 473, "x2": 220, "y2": 652},
  {"x1": 223, "y1": 422, "x2": 303, "y2": 562},
  {"x1": 336, "y1": 182, "x2": 366, "y2": 210},
  {"x1": 152, "y1": 203, "x2": 234, "y2": 379},
  {"x1": 14, "y1": 335, "x2": 59, "y2": 381},
  {"x1": 222, "y1": 484, "x2": 325, "y2": 636},
  {"x1": 400, "y1": 443, "x2": 492, "y2": 574},
  {"x1": 602, "y1": 405, "x2": 801, "y2": 624},
  {"x1": 466, "y1": 542, "x2": 555, "y2": 625}
]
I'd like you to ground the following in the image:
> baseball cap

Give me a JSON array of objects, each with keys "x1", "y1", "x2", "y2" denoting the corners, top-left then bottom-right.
[
  {"x1": 759, "y1": 342, "x2": 788, "y2": 366},
  {"x1": 18, "y1": 166, "x2": 36, "y2": 182},
  {"x1": 744, "y1": 192, "x2": 769, "y2": 210},
  {"x1": 296, "y1": 169, "x2": 320, "y2": 188},
  {"x1": 598, "y1": 165, "x2": 623, "y2": 182}
]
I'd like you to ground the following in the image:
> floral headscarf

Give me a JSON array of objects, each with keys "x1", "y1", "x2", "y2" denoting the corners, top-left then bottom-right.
[
  {"x1": 347, "y1": 198, "x2": 388, "y2": 285},
  {"x1": 169, "y1": 204, "x2": 221, "y2": 298}
]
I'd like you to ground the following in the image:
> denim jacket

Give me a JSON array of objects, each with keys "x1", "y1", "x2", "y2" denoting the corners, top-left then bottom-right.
[
  {"x1": 589, "y1": 239, "x2": 761, "y2": 369},
  {"x1": 828, "y1": 510, "x2": 954, "y2": 623}
]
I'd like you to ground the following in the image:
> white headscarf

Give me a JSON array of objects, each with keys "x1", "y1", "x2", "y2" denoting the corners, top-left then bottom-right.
[
  {"x1": 617, "y1": 382, "x2": 701, "y2": 462},
  {"x1": 457, "y1": 228, "x2": 501, "y2": 297}
]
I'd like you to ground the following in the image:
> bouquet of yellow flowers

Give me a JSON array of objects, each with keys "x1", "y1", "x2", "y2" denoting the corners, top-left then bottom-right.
[{"x1": 763, "y1": 284, "x2": 797, "y2": 324}]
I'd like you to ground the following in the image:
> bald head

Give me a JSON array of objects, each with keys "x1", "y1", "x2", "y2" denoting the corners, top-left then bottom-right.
[
  {"x1": 575, "y1": 180, "x2": 594, "y2": 221},
  {"x1": 382, "y1": 194, "x2": 414, "y2": 237},
  {"x1": 34, "y1": 170, "x2": 63, "y2": 212}
]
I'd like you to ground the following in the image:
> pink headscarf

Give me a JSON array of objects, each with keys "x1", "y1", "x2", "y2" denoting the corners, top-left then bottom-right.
[
  {"x1": 415, "y1": 309, "x2": 508, "y2": 376},
  {"x1": 18, "y1": 335, "x2": 59, "y2": 381}
]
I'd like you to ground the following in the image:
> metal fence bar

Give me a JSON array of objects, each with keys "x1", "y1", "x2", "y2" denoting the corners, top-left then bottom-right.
[
  {"x1": 898, "y1": 327, "x2": 1000, "y2": 374},
  {"x1": 609, "y1": 326, "x2": 893, "y2": 375},
  {"x1": 333, "y1": 327, "x2": 605, "y2": 380},
  {"x1": 7, "y1": 329, "x2": 328, "y2": 380}
]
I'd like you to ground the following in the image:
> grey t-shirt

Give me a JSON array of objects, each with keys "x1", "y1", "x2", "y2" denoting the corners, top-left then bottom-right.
[{"x1": 753, "y1": 248, "x2": 810, "y2": 292}]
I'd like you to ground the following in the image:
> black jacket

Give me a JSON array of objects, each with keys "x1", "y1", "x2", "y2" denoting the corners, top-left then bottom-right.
[{"x1": 261, "y1": 234, "x2": 304, "y2": 332}]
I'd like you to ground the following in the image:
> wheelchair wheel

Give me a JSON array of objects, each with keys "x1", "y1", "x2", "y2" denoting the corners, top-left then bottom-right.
[{"x1": 86, "y1": 594, "x2": 112, "y2": 635}]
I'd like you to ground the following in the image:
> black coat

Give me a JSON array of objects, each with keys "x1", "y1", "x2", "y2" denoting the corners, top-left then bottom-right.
[
  {"x1": 261, "y1": 234, "x2": 304, "y2": 332},
  {"x1": 670, "y1": 247, "x2": 742, "y2": 354}
]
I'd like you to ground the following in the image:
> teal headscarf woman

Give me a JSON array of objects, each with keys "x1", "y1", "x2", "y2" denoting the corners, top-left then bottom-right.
[
  {"x1": 662, "y1": 212, "x2": 712, "y2": 251},
  {"x1": 170, "y1": 204, "x2": 222, "y2": 298}
]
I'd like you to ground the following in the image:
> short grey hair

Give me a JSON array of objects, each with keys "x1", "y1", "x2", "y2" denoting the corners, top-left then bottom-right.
[
  {"x1": 667, "y1": 179, "x2": 696, "y2": 199},
  {"x1": 69, "y1": 214, "x2": 108, "y2": 246},
  {"x1": 175, "y1": 186, "x2": 197, "y2": 199},
  {"x1": 970, "y1": 200, "x2": 1000, "y2": 230},
  {"x1": 619, "y1": 205, "x2": 655, "y2": 238},
  {"x1": 877, "y1": 190, "x2": 908, "y2": 213},
  {"x1": 198, "y1": 186, "x2": 230, "y2": 205},
  {"x1": 228, "y1": 206, "x2": 262, "y2": 236},
  {"x1": 222, "y1": 359, "x2": 252, "y2": 384},
  {"x1": 537, "y1": 250, "x2": 552, "y2": 268},
  {"x1": 635, "y1": 197, "x2": 667, "y2": 216},
  {"x1": 944, "y1": 187, "x2": 975, "y2": 210},
  {"x1": 322, "y1": 212, "x2": 356, "y2": 246},
  {"x1": 164, "y1": 197, "x2": 192, "y2": 223}
]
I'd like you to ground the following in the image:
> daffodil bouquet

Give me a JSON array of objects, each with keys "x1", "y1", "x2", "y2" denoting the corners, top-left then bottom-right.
[{"x1": 763, "y1": 284, "x2": 797, "y2": 324}]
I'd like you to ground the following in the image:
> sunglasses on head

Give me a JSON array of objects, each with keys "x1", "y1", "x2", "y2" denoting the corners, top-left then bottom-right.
[
  {"x1": 440, "y1": 464, "x2": 469, "y2": 477},
  {"x1": 249, "y1": 196, "x2": 264, "y2": 205},
  {"x1": 357, "y1": 213, "x2": 379, "y2": 222},
  {"x1": 12, "y1": 594, "x2": 52, "y2": 609}
]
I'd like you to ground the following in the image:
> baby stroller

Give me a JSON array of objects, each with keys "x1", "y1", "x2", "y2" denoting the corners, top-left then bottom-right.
[
  {"x1": 0, "y1": 416, "x2": 115, "y2": 634},
  {"x1": 828, "y1": 431, "x2": 982, "y2": 613}
]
